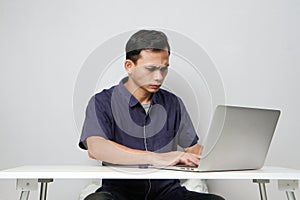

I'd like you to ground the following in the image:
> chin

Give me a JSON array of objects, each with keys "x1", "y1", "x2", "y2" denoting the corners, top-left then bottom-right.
[
  {"x1": 147, "y1": 88, "x2": 160, "y2": 93},
  {"x1": 142, "y1": 87, "x2": 157, "y2": 93}
]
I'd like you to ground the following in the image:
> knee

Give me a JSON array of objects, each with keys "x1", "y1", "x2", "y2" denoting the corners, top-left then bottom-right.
[{"x1": 84, "y1": 192, "x2": 114, "y2": 200}]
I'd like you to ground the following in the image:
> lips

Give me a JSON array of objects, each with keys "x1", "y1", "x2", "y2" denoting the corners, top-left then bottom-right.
[{"x1": 149, "y1": 85, "x2": 161, "y2": 89}]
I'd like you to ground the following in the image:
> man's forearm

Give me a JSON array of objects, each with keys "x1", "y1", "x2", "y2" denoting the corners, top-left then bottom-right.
[
  {"x1": 87, "y1": 136, "x2": 153, "y2": 165},
  {"x1": 87, "y1": 136, "x2": 201, "y2": 166}
]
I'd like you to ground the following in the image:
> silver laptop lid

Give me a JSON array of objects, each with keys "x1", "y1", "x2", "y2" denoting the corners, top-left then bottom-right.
[{"x1": 199, "y1": 105, "x2": 281, "y2": 171}]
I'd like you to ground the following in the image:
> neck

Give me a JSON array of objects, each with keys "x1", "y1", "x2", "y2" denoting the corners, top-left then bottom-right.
[{"x1": 124, "y1": 79, "x2": 152, "y2": 104}]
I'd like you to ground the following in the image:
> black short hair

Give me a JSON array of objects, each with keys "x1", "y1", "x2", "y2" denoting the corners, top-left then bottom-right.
[{"x1": 125, "y1": 30, "x2": 170, "y2": 64}]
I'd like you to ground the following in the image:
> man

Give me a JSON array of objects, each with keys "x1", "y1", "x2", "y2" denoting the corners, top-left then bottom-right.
[{"x1": 79, "y1": 30, "x2": 224, "y2": 200}]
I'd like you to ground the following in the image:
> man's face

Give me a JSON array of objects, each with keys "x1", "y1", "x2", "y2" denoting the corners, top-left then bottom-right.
[{"x1": 126, "y1": 49, "x2": 169, "y2": 94}]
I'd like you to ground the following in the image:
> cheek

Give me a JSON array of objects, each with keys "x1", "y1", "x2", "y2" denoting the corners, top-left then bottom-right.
[{"x1": 132, "y1": 70, "x2": 152, "y2": 85}]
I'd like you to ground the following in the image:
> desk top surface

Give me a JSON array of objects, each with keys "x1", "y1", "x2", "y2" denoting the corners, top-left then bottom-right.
[{"x1": 1, "y1": 165, "x2": 300, "y2": 180}]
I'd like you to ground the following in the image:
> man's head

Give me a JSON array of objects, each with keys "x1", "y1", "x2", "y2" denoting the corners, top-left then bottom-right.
[
  {"x1": 125, "y1": 30, "x2": 170, "y2": 64},
  {"x1": 124, "y1": 30, "x2": 170, "y2": 94}
]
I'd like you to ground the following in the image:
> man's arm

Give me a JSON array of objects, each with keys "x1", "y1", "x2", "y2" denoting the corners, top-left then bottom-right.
[{"x1": 86, "y1": 136, "x2": 200, "y2": 166}]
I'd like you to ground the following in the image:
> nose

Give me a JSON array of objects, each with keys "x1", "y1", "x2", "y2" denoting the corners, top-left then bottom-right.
[{"x1": 153, "y1": 70, "x2": 164, "y2": 83}]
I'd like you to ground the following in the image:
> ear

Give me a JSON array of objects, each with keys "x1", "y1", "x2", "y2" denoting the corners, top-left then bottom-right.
[{"x1": 124, "y1": 59, "x2": 135, "y2": 74}]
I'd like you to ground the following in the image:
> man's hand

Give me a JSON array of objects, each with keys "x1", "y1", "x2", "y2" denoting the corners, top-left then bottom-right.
[
  {"x1": 150, "y1": 144, "x2": 203, "y2": 167},
  {"x1": 184, "y1": 144, "x2": 203, "y2": 156},
  {"x1": 151, "y1": 151, "x2": 200, "y2": 167}
]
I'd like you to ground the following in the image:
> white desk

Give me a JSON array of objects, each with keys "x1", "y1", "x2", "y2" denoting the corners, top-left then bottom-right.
[{"x1": 0, "y1": 165, "x2": 300, "y2": 200}]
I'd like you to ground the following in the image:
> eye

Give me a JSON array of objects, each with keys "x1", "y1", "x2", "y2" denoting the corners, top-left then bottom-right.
[
  {"x1": 146, "y1": 66, "x2": 157, "y2": 72},
  {"x1": 160, "y1": 67, "x2": 168, "y2": 72}
]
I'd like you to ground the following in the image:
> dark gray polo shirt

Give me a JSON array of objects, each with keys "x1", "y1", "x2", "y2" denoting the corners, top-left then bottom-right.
[{"x1": 79, "y1": 77, "x2": 199, "y2": 199}]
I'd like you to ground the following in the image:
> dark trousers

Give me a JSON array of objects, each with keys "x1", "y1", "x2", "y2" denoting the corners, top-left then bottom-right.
[{"x1": 84, "y1": 189, "x2": 225, "y2": 200}]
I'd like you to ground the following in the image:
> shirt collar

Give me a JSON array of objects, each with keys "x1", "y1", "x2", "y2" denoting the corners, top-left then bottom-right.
[{"x1": 117, "y1": 77, "x2": 159, "y2": 108}]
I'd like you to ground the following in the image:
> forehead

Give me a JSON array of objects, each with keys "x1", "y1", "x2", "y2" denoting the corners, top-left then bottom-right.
[{"x1": 137, "y1": 49, "x2": 169, "y2": 64}]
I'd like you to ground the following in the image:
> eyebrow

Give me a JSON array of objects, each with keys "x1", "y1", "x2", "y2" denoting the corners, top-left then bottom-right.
[{"x1": 144, "y1": 64, "x2": 169, "y2": 68}]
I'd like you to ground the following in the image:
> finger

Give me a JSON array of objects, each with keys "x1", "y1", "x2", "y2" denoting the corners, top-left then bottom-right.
[
  {"x1": 179, "y1": 157, "x2": 198, "y2": 167},
  {"x1": 187, "y1": 155, "x2": 200, "y2": 166},
  {"x1": 185, "y1": 160, "x2": 198, "y2": 167}
]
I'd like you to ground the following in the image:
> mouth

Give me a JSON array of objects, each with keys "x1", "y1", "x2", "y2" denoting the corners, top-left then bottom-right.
[{"x1": 148, "y1": 85, "x2": 161, "y2": 90}]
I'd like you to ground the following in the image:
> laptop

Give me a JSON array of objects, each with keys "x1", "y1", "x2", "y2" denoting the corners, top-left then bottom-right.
[{"x1": 151, "y1": 105, "x2": 281, "y2": 172}]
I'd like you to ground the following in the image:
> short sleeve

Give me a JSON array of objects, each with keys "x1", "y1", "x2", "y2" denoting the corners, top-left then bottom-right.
[
  {"x1": 176, "y1": 97, "x2": 199, "y2": 148},
  {"x1": 79, "y1": 94, "x2": 113, "y2": 150}
]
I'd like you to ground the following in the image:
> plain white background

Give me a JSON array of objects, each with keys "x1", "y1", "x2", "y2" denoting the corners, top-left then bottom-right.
[{"x1": 0, "y1": 0, "x2": 299, "y2": 199}]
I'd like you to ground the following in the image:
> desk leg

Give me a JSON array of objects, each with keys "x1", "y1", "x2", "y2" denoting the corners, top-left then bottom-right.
[
  {"x1": 38, "y1": 179, "x2": 53, "y2": 200},
  {"x1": 253, "y1": 179, "x2": 270, "y2": 200},
  {"x1": 286, "y1": 191, "x2": 296, "y2": 200},
  {"x1": 17, "y1": 179, "x2": 38, "y2": 200},
  {"x1": 19, "y1": 191, "x2": 30, "y2": 200},
  {"x1": 278, "y1": 180, "x2": 298, "y2": 200}
]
